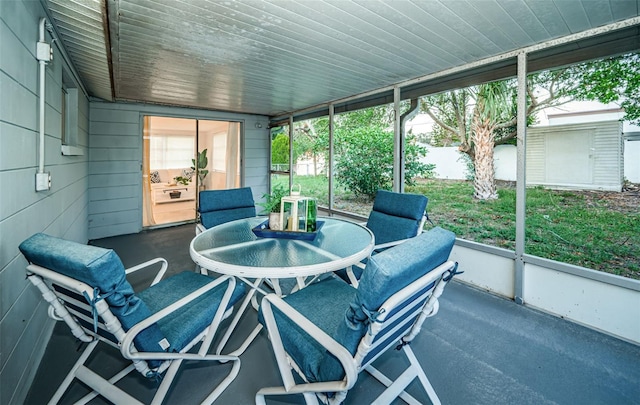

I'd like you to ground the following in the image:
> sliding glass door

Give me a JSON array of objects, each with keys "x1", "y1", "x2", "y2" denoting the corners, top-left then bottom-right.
[
  {"x1": 197, "y1": 120, "x2": 241, "y2": 190},
  {"x1": 142, "y1": 116, "x2": 242, "y2": 228}
]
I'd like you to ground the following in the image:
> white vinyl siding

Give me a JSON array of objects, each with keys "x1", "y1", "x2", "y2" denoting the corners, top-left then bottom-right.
[
  {"x1": 526, "y1": 120, "x2": 623, "y2": 191},
  {"x1": 0, "y1": 1, "x2": 90, "y2": 403}
]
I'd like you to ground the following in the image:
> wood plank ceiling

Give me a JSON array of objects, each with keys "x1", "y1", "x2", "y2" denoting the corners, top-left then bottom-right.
[{"x1": 45, "y1": 0, "x2": 640, "y2": 117}]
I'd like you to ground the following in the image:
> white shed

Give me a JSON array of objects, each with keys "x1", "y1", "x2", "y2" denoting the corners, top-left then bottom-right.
[{"x1": 526, "y1": 120, "x2": 623, "y2": 191}]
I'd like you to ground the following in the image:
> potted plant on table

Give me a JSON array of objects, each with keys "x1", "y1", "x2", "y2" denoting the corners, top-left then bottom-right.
[
  {"x1": 258, "y1": 184, "x2": 287, "y2": 230},
  {"x1": 173, "y1": 176, "x2": 190, "y2": 186}
]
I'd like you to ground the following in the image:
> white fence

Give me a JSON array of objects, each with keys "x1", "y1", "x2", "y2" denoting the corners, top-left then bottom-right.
[
  {"x1": 290, "y1": 132, "x2": 639, "y2": 185},
  {"x1": 422, "y1": 140, "x2": 639, "y2": 184},
  {"x1": 421, "y1": 145, "x2": 518, "y2": 181}
]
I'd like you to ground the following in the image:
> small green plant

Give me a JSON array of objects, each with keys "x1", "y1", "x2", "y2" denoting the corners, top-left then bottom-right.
[
  {"x1": 258, "y1": 184, "x2": 288, "y2": 213},
  {"x1": 173, "y1": 176, "x2": 190, "y2": 186}
]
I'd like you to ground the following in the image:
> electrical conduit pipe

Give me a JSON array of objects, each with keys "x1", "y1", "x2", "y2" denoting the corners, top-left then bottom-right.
[
  {"x1": 38, "y1": 17, "x2": 47, "y2": 174},
  {"x1": 35, "y1": 17, "x2": 53, "y2": 191}
]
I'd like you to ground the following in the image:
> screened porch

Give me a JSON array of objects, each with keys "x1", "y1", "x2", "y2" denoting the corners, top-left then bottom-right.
[{"x1": 2, "y1": 1, "x2": 639, "y2": 404}]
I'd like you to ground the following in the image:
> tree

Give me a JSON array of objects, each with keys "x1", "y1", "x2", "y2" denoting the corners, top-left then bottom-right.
[
  {"x1": 334, "y1": 125, "x2": 394, "y2": 196},
  {"x1": 334, "y1": 125, "x2": 433, "y2": 197},
  {"x1": 569, "y1": 53, "x2": 640, "y2": 125},
  {"x1": 287, "y1": 105, "x2": 433, "y2": 199},
  {"x1": 471, "y1": 82, "x2": 510, "y2": 200},
  {"x1": 422, "y1": 74, "x2": 568, "y2": 162},
  {"x1": 293, "y1": 120, "x2": 328, "y2": 175}
]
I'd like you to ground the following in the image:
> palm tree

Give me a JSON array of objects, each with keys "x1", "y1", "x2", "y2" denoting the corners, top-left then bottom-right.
[
  {"x1": 422, "y1": 82, "x2": 511, "y2": 200},
  {"x1": 470, "y1": 82, "x2": 509, "y2": 200}
]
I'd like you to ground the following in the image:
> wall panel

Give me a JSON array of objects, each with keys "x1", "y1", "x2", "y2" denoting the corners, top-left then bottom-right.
[
  {"x1": 450, "y1": 242, "x2": 516, "y2": 299},
  {"x1": 0, "y1": 2, "x2": 90, "y2": 403},
  {"x1": 524, "y1": 263, "x2": 640, "y2": 343},
  {"x1": 88, "y1": 101, "x2": 269, "y2": 239}
]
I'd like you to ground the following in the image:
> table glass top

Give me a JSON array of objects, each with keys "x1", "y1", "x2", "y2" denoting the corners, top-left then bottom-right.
[{"x1": 190, "y1": 217, "x2": 374, "y2": 277}]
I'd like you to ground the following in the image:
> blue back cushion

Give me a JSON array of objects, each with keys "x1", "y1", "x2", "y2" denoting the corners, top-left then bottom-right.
[
  {"x1": 199, "y1": 187, "x2": 255, "y2": 212},
  {"x1": 19, "y1": 233, "x2": 167, "y2": 358},
  {"x1": 366, "y1": 190, "x2": 428, "y2": 245},
  {"x1": 319, "y1": 227, "x2": 456, "y2": 381},
  {"x1": 199, "y1": 187, "x2": 256, "y2": 229}
]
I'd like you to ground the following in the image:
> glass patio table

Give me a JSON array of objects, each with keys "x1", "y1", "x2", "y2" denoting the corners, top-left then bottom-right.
[
  {"x1": 191, "y1": 216, "x2": 374, "y2": 282},
  {"x1": 189, "y1": 216, "x2": 374, "y2": 355}
]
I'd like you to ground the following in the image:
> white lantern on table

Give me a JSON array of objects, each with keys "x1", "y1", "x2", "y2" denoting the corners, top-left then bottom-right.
[{"x1": 279, "y1": 186, "x2": 317, "y2": 232}]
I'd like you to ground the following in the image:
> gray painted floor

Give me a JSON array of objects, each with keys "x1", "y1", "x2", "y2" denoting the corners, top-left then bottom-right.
[{"x1": 25, "y1": 224, "x2": 640, "y2": 404}]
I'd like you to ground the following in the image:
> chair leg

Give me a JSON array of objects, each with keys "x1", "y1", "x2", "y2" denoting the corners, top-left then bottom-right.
[
  {"x1": 404, "y1": 345, "x2": 441, "y2": 405},
  {"x1": 149, "y1": 355, "x2": 241, "y2": 405},
  {"x1": 215, "y1": 283, "x2": 260, "y2": 355},
  {"x1": 74, "y1": 365, "x2": 142, "y2": 405},
  {"x1": 48, "y1": 339, "x2": 100, "y2": 405},
  {"x1": 365, "y1": 365, "x2": 423, "y2": 405},
  {"x1": 200, "y1": 356, "x2": 242, "y2": 405},
  {"x1": 255, "y1": 386, "x2": 320, "y2": 405},
  {"x1": 364, "y1": 345, "x2": 441, "y2": 405},
  {"x1": 75, "y1": 363, "x2": 137, "y2": 404},
  {"x1": 150, "y1": 359, "x2": 183, "y2": 405}
]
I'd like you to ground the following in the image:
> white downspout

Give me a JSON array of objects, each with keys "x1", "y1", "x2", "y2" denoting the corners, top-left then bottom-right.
[{"x1": 36, "y1": 17, "x2": 52, "y2": 191}]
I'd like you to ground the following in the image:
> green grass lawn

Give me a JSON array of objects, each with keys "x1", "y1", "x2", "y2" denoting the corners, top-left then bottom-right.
[
  {"x1": 275, "y1": 176, "x2": 639, "y2": 279},
  {"x1": 408, "y1": 180, "x2": 639, "y2": 279}
]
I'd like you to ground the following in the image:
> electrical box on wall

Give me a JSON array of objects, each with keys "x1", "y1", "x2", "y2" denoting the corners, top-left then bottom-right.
[
  {"x1": 36, "y1": 172, "x2": 51, "y2": 191},
  {"x1": 36, "y1": 42, "x2": 52, "y2": 62}
]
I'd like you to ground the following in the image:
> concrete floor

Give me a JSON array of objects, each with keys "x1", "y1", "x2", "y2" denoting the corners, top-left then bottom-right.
[{"x1": 25, "y1": 224, "x2": 640, "y2": 404}]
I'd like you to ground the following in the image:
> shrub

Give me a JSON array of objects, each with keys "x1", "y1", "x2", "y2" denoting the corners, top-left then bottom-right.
[
  {"x1": 271, "y1": 133, "x2": 290, "y2": 164},
  {"x1": 334, "y1": 126, "x2": 434, "y2": 198}
]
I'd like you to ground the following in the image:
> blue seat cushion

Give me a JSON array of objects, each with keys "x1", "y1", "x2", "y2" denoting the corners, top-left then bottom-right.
[
  {"x1": 258, "y1": 277, "x2": 357, "y2": 383},
  {"x1": 335, "y1": 192, "x2": 428, "y2": 282},
  {"x1": 357, "y1": 227, "x2": 455, "y2": 310},
  {"x1": 366, "y1": 211, "x2": 421, "y2": 245},
  {"x1": 138, "y1": 272, "x2": 247, "y2": 352},
  {"x1": 19, "y1": 233, "x2": 167, "y2": 361}
]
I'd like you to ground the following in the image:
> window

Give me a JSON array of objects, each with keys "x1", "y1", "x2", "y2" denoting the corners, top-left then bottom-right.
[{"x1": 61, "y1": 68, "x2": 82, "y2": 155}]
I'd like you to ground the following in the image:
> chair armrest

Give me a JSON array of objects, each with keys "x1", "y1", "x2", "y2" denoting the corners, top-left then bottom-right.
[
  {"x1": 373, "y1": 238, "x2": 410, "y2": 251},
  {"x1": 349, "y1": 237, "x2": 413, "y2": 287},
  {"x1": 120, "y1": 275, "x2": 237, "y2": 361},
  {"x1": 125, "y1": 258, "x2": 168, "y2": 287},
  {"x1": 195, "y1": 223, "x2": 206, "y2": 234},
  {"x1": 260, "y1": 294, "x2": 358, "y2": 390}
]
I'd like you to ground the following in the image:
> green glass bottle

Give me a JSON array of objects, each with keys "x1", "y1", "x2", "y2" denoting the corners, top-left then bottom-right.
[{"x1": 306, "y1": 199, "x2": 317, "y2": 232}]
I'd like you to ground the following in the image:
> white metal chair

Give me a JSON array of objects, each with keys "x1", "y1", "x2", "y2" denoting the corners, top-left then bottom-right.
[
  {"x1": 19, "y1": 233, "x2": 247, "y2": 405},
  {"x1": 257, "y1": 227, "x2": 459, "y2": 405},
  {"x1": 339, "y1": 189, "x2": 430, "y2": 285}
]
